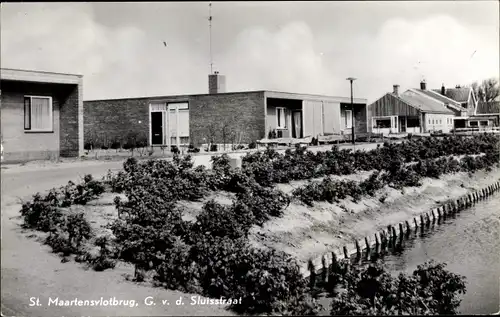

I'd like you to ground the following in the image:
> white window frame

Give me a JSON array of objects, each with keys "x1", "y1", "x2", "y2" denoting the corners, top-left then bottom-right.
[
  {"x1": 24, "y1": 95, "x2": 53, "y2": 132},
  {"x1": 276, "y1": 107, "x2": 287, "y2": 129},
  {"x1": 345, "y1": 110, "x2": 352, "y2": 129},
  {"x1": 372, "y1": 116, "x2": 393, "y2": 129}
]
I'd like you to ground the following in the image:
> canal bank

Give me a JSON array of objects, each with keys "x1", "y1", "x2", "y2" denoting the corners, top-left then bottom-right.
[
  {"x1": 315, "y1": 193, "x2": 500, "y2": 315},
  {"x1": 365, "y1": 194, "x2": 500, "y2": 315}
]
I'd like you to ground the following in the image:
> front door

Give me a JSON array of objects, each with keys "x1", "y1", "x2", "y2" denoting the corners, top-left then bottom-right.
[
  {"x1": 398, "y1": 117, "x2": 406, "y2": 133},
  {"x1": 151, "y1": 112, "x2": 163, "y2": 145},
  {"x1": 292, "y1": 111, "x2": 303, "y2": 138}
]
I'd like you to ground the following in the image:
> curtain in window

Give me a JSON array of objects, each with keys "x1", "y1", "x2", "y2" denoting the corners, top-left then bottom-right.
[{"x1": 31, "y1": 97, "x2": 51, "y2": 130}]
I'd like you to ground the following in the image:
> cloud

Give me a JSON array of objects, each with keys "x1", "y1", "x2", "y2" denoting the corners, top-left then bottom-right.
[
  {"x1": 1, "y1": 3, "x2": 207, "y2": 99},
  {"x1": 1, "y1": 4, "x2": 498, "y2": 103}
]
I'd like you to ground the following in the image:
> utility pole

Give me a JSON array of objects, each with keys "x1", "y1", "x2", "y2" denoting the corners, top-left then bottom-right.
[
  {"x1": 208, "y1": 2, "x2": 213, "y2": 74},
  {"x1": 346, "y1": 77, "x2": 357, "y2": 144}
]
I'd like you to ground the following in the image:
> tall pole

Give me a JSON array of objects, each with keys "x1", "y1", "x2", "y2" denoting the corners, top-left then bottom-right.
[
  {"x1": 347, "y1": 77, "x2": 357, "y2": 145},
  {"x1": 209, "y1": 2, "x2": 213, "y2": 74},
  {"x1": 351, "y1": 81, "x2": 355, "y2": 144}
]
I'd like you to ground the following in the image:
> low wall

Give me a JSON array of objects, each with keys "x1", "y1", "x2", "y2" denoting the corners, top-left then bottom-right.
[{"x1": 300, "y1": 179, "x2": 500, "y2": 283}]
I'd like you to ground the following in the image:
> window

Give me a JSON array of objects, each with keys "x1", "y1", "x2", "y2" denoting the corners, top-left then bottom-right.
[
  {"x1": 24, "y1": 96, "x2": 53, "y2": 132},
  {"x1": 276, "y1": 107, "x2": 287, "y2": 129},
  {"x1": 428, "y1": 119, "x2": 431, "y2": 124},
  {"x1": 345, "y1": 110, "x2": 352, "y2": 129},
  {"x1": 374, "y1": 118, "x2": 391, "y2": 129},
  {"x1": 407, "y1": 118, "x2": 419, "y2": 128},
  {"x1": 480, "y1": 121, "x2": 489, "y2": 126},
  {"x1": 469, "y1": 121, "x2": 478, "y2": 127}
]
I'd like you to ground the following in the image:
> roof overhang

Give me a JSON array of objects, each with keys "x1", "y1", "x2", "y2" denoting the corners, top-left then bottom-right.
[
  {"x1": 0, "y1": 68, "x2": 82, "y2": 85},
  {"x1": 264, "y1": 90, "x2": 367, "y2": 104}
]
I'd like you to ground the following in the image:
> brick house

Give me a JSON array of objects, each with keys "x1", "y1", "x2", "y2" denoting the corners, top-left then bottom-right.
[
  {"x1": 0, "y1": 68, "x2": 84, "y2": 162},
  {"x1": 84, "y1": 73, "x2": 368, "y2": 148}
]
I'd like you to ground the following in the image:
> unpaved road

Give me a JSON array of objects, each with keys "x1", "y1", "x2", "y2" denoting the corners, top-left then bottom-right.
[{"x1": 1, "y1": 161, "x2": 233, "y2": 317}]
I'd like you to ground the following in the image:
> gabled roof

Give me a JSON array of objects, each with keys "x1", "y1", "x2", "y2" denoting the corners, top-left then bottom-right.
[
  {"x1": 399, "y1": 90, "x2": 455, "y2": 114},
  {"x1": 412, "y1": 88, "x2": 466, "y2": 112},
  {"x1": 475, "y1": 101, "x2": 500, "y2": 115},
  {"x1": 432, "y1": 87, "x2": 471, "y2": 103}
]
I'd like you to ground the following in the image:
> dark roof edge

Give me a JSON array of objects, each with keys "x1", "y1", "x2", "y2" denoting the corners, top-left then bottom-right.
[
  {"x1": 1, "y1": 67, "x2": 83, "y2": 77},
  {"x1": 84, "y1": 90, "x2": 368, "y2": 102}
]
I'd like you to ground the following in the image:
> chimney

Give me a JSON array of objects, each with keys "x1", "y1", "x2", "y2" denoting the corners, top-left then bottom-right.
[
  {"x1": 208, "y1": 71, "x2": 226, "y2": 94},
  {"x1": 441, "y1": 83, "x2": 446, "y2": 95},
  {"x1": 420, "y1": 80, "x2": 426, "y2": 90},
  {"x1": 393, "y1": 85, "x2": 400, "y2": 96}
]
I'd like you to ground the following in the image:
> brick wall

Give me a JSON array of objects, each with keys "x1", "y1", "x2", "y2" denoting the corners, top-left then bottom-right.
[
  {"x1": 84, "y1": 98, "x2": 150, "y2": 147},
  {"x1": 83, "y1": 91, "x2": 266, "y2": 147},
  {"x1": 59, "y1": 82, "x2": 83, "y2": 157},
  {"x1": 0, "y1": 80, "x2": 81, "y2": 162},
  {"x1": 340, "y1": 103, "x2": 368, "y2": 134},
  {"x1": 189, "y1": 92, "x2": 265, "y2": 146}
]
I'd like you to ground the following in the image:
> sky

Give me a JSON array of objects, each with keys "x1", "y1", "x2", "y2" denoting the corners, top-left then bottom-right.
[{"x1": 1, "y1": 1, "x2": 499, "y2": 102}]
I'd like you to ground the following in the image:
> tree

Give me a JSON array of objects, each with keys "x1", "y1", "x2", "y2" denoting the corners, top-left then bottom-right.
[
  {"x1": 471, "y1": 78, "x2": 500, "y2": 103},
  {"x1": 329, "y1": 260, "x2": 467, "y2": 316}
]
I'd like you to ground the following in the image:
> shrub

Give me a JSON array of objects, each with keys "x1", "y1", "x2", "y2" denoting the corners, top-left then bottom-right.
[
  {"x1": 236, "y1": 185, "x2": 290, "y2": 225},
  {"x1": 45, "y1": 230, "x2": 76, "y2": 256},
  {"x1": 328, "y1": 260, "x2": 466, "y2": 316},
  {"x1": 20, "y1": 195, "x2": 64, "y2": 231},
  {"x1": 191, "y1": 200, "x2": 255, "y2": 239},
  {"x1": 248, "y1": 141, "x2": 257, "y2": 149},
  {"x1": 66, "y1": 212, "x2": 93, "y2": 249},
  {"x1": 89, "y1": 235, "x2": 117, "y2": 271},
  {"x1": 171, "y1": 145, "x2": 180, "y2": 154},
  {"x1": 187, "y1": 143, "x2": 200, "y2": 153}
]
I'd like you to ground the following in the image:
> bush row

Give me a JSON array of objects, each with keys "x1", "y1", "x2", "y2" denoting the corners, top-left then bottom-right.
[
  {"x1": 20, "y1": 175, "x2": 115, "y2": 270},
  {"x1": 293, "y1": 150, "x2": 498, "y2": 206},
  {"x1": 105, "y1": 155, "x2": 321, "y2": 315},
  {"x1": 242, "y1": 134, "x2": 500, "y2": 186}
]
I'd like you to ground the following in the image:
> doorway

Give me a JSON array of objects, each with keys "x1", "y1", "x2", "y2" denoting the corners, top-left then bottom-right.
[
  {"x1": 151, "y1": 112, "x2": 163, "y2": 145},
  {"x1": 398, "y1": 117, "x2": 406, "y2": 133},
  {"x1": 292, "y1": 110, "x2": 303, "y2": 138}
]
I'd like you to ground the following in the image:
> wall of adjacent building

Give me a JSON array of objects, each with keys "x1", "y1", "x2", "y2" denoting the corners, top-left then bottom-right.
[{"x1": 1, "y1": 80, "x2": 81, "y2": 162}]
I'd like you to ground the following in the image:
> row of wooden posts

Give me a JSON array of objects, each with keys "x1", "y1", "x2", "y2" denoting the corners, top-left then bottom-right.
[{"x1": 300, "y1": 179, "x2": 500, "y2": 282}]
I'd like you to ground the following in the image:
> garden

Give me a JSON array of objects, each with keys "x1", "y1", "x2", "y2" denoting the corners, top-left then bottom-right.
[{"x1": 19, "y1": 133, "x2": 500, "y2": 315}]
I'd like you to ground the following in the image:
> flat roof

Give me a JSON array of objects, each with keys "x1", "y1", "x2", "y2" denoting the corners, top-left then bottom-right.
[
  {"x1": 84, "y1": 89, "x2": 368, "y2": 104},
  {"x1": 1, "y1": 68, "x2": 82, "y2": 85}
]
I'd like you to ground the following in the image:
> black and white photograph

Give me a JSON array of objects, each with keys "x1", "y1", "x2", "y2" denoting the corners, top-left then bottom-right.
[{"x1": 1, "y1": 1, "x2": 499, "y2": 316}]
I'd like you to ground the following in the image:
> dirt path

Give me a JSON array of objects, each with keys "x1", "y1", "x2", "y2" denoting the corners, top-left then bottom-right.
[{"x1": 1, "y1": 163, "x2": 233, "y2": 317}]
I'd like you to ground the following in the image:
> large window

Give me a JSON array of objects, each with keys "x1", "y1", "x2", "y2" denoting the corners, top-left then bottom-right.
[
  {"x1": 469, "y1": 121, "x2": 478, "y2": 127},
  {"x1": 276, "y1": 107, "x2": 287, "y2": 129},
  {"x1": 374, "y1": 118, "x2": 391, "y2": 129},
  {"x1": 407, "y1": 118, "x2": 420, "y2": 128},
  {"x1": 24, "y1": 96, "x2": 53, "y2": 132}
]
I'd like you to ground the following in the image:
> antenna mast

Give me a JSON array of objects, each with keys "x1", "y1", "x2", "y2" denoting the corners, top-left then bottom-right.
[{"x1": 209, "y1": 2, "x2": 213, "y2": 74}]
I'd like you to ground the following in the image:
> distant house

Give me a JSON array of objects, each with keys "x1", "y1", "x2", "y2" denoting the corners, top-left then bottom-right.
[
  {"x1": 368, "y1": 81, "x2": 498, "y2": 133},
  {"x1": 470, "y1": 100, "x2": 500, "y2": 127},
  {"x1": 432, "y1": 85, "x2": 478, "y2": 116},
  {"x1": 367, "y1": 83, "x2": 455, "y2": 135},
  {"x1": 0, "y1": 68, "x2": 84, "y2": 162},
  {"x1": 84, "y1": 73, "x2": 368, "y2": 149}
]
